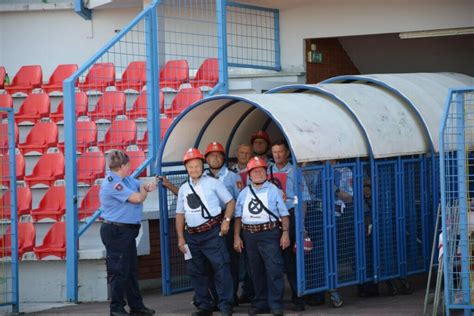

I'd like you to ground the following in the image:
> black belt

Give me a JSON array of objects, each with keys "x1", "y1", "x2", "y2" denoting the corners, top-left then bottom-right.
[{"x1": 103, "y1": 220, "x2": 141, "y2": 229}]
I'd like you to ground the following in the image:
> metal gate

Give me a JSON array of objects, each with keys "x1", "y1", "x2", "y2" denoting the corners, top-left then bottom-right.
[{"x1": 440, "y1": 87, "x2": 474, "y2": 315}]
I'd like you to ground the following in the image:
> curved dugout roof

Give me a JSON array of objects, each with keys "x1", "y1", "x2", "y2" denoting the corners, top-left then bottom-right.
[
  {"x1": 159, "y1": 73, "x2": 473, "y2": 165},
  {"x1": 321, "y1": 72, "x2": 473, "y2": 153}
]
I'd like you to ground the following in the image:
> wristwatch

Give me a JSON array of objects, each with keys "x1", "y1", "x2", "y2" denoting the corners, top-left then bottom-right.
[{"x1": 224, "y1": 217, "x2": 231, "y2": 222}]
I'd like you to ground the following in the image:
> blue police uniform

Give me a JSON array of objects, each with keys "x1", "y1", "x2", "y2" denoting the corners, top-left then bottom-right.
[
  {"x1": 236, "y1": 181, "x2": 288, "y2": 312},
  {"x1": 99, "y1": 171, "x2": 148, "y2": 314},
  {"x1": 204, "y1": 167, "x2": 242, "y2": 302},
  {"x1": 177, "y1": 174, "x2": 234, "y2": 313}
]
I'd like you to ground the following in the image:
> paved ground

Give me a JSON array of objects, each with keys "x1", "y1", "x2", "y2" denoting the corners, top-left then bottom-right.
[{"x1": 24, "y1": 280, "x2": 437, "y2": 315}]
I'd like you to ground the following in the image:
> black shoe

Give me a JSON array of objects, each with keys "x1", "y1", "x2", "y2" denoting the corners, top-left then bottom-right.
[
  {"x1": 272, "y1": 310, "x2": 284, "y2": 316},
  {"x1": 111, "y1": 311, "x2": 129, "y2": 316},
  {"x1": 130, "y1": 306, "x2": 155, "y2": 315},
  {"x1": 248, "y1": 307, "x2": 270, "y2": 315},
  {"x1": 192, "y1": 309, "x2": 213, "y2": 316},
  {"x1": 238, "y1": 294, "x2": 251, "y2": 304},
  {"x1": 292, "y1": 303, "x2": 305, "y2": 312}
]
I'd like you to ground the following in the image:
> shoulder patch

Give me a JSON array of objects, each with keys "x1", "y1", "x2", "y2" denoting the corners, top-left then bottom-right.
[
  {"x1": 114, "y1": 183, "x2": 123, "y2": 191},
  {"x1": 107, "y1": 176, "x2": 114, "y2": 182}
]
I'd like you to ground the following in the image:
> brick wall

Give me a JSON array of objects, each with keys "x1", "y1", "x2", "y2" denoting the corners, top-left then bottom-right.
[
  {"x1": 305, "y1": 38, "x2": 360, "y2": 84},
  {"x1": 138, "y1": 219, "x2": 162, "y2": 280}
]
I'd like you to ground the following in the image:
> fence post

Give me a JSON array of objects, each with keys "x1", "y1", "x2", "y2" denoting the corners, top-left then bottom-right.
[
  {"x1": 64, "y1": 76, "x2": 79, "y2": 302},
  {"x1": 217, "y1": 0, "x2": 229, "y2": 94}
]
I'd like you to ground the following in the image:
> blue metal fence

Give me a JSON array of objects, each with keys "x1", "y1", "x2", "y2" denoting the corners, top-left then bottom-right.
[
  {"x1": 0, "y1": 108, "x2": 19, "y2": 313},
  {"x1": 226, "y1": 2, "x2": 281, "y2": 71},
  {"x1": 440, "y1": 87, "x2": 474, "y2": 315}
]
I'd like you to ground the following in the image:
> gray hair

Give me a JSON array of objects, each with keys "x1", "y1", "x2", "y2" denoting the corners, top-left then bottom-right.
[{"x1": 107, "y1": 150, "x2": 130, "y2": 170}]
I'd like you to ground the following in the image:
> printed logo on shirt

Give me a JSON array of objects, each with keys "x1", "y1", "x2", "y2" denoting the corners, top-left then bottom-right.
[
  {"x1": 186, "y1": 194, "x2": 201, "y2": 210},
  {"x1": 107, "y1": 176, "x2": 113, "y2": 182},
  {"x1": 248, "y1": 198, "x2": 263, "y2": 214},
  {"x1": 114, "y1": 183, "x2": 123, "y2": 191}
]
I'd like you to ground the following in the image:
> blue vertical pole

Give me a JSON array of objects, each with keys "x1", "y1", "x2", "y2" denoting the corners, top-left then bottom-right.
[
  {"x1": 454, "y1": 92, "x2": 471, "y2": 310},
  {"x1": 216, "y1": 0, "x2": 228, "y2": 94},
  {"x1": 397, "y1": 157, "x2": 406, "y2": 277},
  {"x1": 273, "y1": 9, "x2": 281, "y2": 71},
  {"x1": 64, "y1": 76, "x2": 78, "y2": 302},
  {"x1": 7, "y1": 110, "x2": 19, "y2": 313},
  {"x1": 295, "y1": 168, "x2": 305, "y2": 296},
  {"x1": 371, "y1": 158, "x2": 379, "y2": 283},
  {"x1": 145, "y1": 5, "x2": 160, "y2": 175},
  {"x1": 355, "y1": 158, "x2": 365, "y2": 283}
]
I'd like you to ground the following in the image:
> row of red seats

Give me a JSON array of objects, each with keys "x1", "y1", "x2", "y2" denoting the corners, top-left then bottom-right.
[
  {"x1": 0, "y1": 149, "x2": 148, "y2": 188},
  {"x1": 0, "y1": 88, "x2": 203, "y2": 123},
  {"x1": 0, "y1": 58, "x2": 218, "y2": 94},
  {"x1": 0, "y1": 185, "x2": 100, "y2": 222},
  {"x1": 0, "y1": 118, "x2": 170, "y2": 156},
  {"x1": 0, "y1": 221, "x2": 67, "y2": 260}
]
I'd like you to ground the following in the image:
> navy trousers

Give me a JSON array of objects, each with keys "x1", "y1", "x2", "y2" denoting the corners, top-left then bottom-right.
[
  {"x1": 185, "y1": 225, "x2": 233, "y2": 312},
  {"x1": 100, "y1": 223, "x2": 145, "y2": 313},
  {"x1": 242, "y1": 228, "x2": 284, "y2": 311}
]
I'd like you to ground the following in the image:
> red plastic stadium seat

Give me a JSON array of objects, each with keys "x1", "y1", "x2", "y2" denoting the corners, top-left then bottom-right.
[
  {"x1": 50, "y1": 91, "x2": 88, "y2": 123},
  {"x1": 78, "y1": 185, "x2": 100, "y2": 220},
  {"x1": 0, "y1": 94, "x2": 13, "y2": 120},
  {"x1": 126, "y1": 149, "x2": 147, "y2": 177},
  {"x1": 0, "y1": 123, "x2": 19, "y2": 155},
  {"x1": 126, "y1": 90, "x2": 164, "y2": 120},
  {"x1": 136, "y1": 131, "x2": 148, "y2": 151},
  {"x1": 5, "y1": 65, "x2": 43, "y2": 95},
  {"x1": 115, "y1": 61, "x2": 147, "y2": 92},
  {"x1": 165, "y1": 88, "x2": 202, "y2": 118},
  {"x1": 0, "y1": 152, "x2": 25, "y2": 186},
  {"x1": 0, "y1": 222, "x2": 36, "y2": 259},
  {"x1": 77, "y1": 151, "x2": 105, "y2": 185},
  {"x1": 0, "y1": 66, "x2": 6, "y2": 90},
  {"x1": 89, "y1": 91, "x2": 126, "y2": 121},
  {"x1": 58, "y1": 120, "x2": 97, "y2": 153},
  {"x1": 15, "y1": 93, "x2": 50, "y2": 124},
  {"x1": 42, "y1": 64, "x2": 78, "y2": 94},
  {"x1": 30, "y1": 186, "x2": 66, "y2": 222},
  {"x1": 18, "y1": 121, "x2": 58, "y2": 155},
  {"x1": 78, "y1": 62, "x2": 115, "y2": 92},
  {"x1": 34, "y1": 222, "x2": 66, "y2": 260},
  {"x1": 136, "y1": 118, "x2": 172, "y2": 151},
  {"x1": 190, "y1": 58, "x2": 219, "y2": 89},
  {"x1": 160, "y1": 60, "x2": 189, "y2": 90},
  {"x1": 0, "y1": 187, "x2": 32, "y2": 219},
  {"x1": 98, "y1": 120, "x2": 137, "y2": 152},
  {"x1": 24, "y1": 152, "x2": 64, "y2": 187}
]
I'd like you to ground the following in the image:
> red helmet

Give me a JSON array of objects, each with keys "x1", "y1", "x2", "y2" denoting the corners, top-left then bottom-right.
[
  {"x1": 293, "y1": 236, "x2": 314, "y2": 254},
  {"x1": 250, "y1": 130, "x2": 271, "y2": 145},
  {"x1": 205, "y1": 141, "x2": 225, "y2": 156},
  {"x1": 246, "y1": 157, "x2": 268, "y2": 173},
  {"x1": 183, "y1": 148, "x2": 204, "y2": 164}
]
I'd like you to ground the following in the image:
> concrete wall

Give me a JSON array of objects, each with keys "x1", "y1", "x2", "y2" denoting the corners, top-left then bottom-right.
[
  {"x1": 0, "y1": 7, "x2": 140, "y2": 79},
  {"x1": 275, "y1": 0, "x2": 474, "y2": 71}
]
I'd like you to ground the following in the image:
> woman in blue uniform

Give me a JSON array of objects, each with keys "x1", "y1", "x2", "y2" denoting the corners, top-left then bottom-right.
[
  {"x1": 233, "y1": 157, "x2": 290, "y2": 316},
  {"x1": 99, "y1": 150, "x2": 156, "y2": 316},
  {"x1": 175, "y1": 148, "x2": 235, "y2": 316}
]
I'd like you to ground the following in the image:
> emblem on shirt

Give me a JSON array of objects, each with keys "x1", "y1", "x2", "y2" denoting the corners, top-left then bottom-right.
[
  {"x1": 107, "y1": 176, "x2": 113, "y2": 182},
  {"x1": 186, "y1": 194, "x2": 201, "y2": 209},
  {"x1": 114, "y1": 183, "x2": 123, "y2": 191},
  {"x1": 248, "y1": 198, "x2": 263, "y2": 214}
]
